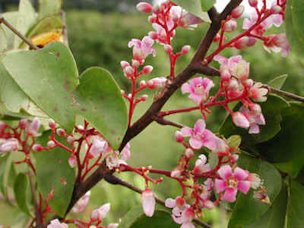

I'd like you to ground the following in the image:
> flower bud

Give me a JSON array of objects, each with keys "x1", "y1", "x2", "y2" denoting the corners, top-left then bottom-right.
[
  {"x1": 91, "y1": 203, "x2": 111, "y2": 221},
  {"x1": 120, "y1": 60, "x2": 130, "y2": 69},
  {"x1": 27, "y1": 117, "x2": 40, "y2": 136},
  {"x1": 175, "y1": 131, "x2": 184, "y2": 142},
  {"x1": 249, "y1": 0, "x2": 258, "y2": 7},
  {"x1": 223, "y1": 20, "x2": 237, "y2": 32},
  {"x1": 232, "y1": 112, "x2": 250, "y2": 129},
  {"x1": 56, "y1": 128, "x2": 66, "y2": 137},
  {"x1": 47, "y1": 140, "x2": 56, "y2": 148},
  {"x1": 141, "y1": 94, "x2": 148, "y2": 101},
  {"x1": 48, "y1": 121, "x2": 56, "y2": 129},
  {"x1": 72, "y1": 191, "x2": 91, "y2": 213},
  {"x1": 231, "y1": 5, "x2": 244, "y2": 19},
  {"x1": 139, "y1": 80, "x2": 147, "y2": 88},
  {"x1": 0, "y1": 138, "x2": 19, "y2": 152},
  {"x1": 185, "y1": 148, "x2": 194, "y2": 158},
  {"x1": 141, "y1": 189, "x2": 155, "y2": 217},
  {"x1": 68, "y1": 155, "x2": 77, "y2": 168},
  {"x1": 164, "y1": 44, "x2": 173, "y2": 54},
  {"x1": 181, "y1": 45, "x2": 191, "y2": 55},
  {"x1": 67, "y1": 136, "x2": 75, "y2": 144},
  {"x1": 142, "y1": 65, "x2": 153, "y2": 75},
  {"x1": 136, "y1": 2, "x2": 153, "y2": 13},
  {"x1": 19, "y1": 119, "x2": 27, "y2": 129},
  {"x1": 32, "y1": 144, "x2": 44, "y2": 152},
  {"x1": 270, "y1": 5, "x2": 282, "y2": 14}
]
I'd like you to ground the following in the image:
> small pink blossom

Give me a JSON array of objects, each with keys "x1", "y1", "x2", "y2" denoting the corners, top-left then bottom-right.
[
  {"x1": 47, "y1": 219, "x2": 68, "y2": 228},
  {"x1": 91, "y1": 203, "x2": 111, "y2": 221},
  {"x1": 192, "y1": 154, "x2": 211, "y2": 175},
  {"x1": 128, "y1": 36, "x2": 155, "y2": 62},
  {"x1": 181, "y1": 77, "x2": 214, "y2": 104},
  {"x1": 263, "y1": 34, "x2": 289, "y2": 57},
  {"x1": 27, "y1": 117, "x2": 41, "y2": 136},
  {"x1": 215, "y1": 165, "x2": 251, "y2": 202},
  {"x1": 248, "y1": 82, "x2": 268, "y2": 102},
  {"x1": 72, "y1": 191, "x2": 91, "y2": 213},
  {"x1": 180, "y1": 119, "x2": 218, "y2": 151},
  {"x1": 68, "y1": 155, "x2": 77, "y2": 168},
  {"x1": 214, "y1": 55, "x2": 250, "y2": 81},
  {"x1": 141, "y1": 189, "x2": 156, "y2": 217},
  {"x1": 0, "y1": 138, "x2": 19, "y2": 153},
  {"x1": 240, "y1": 105, "x2": 266, "y2": 134},
  {"x1": 147, "y1": 77, "x2": 167, "y2": 89},
  {"x1": 169, "y1": 6, "x2": 202, "y2": 29},
  {"x1": 89, "y1": 137, "x2": 108, "y2": 158},
  {"x1": 232, "y1": 112, "x2": 250, "y2": 129}
]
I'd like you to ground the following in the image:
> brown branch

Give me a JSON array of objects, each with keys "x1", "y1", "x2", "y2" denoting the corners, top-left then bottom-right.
[
  {"x1": 153, "y1": 114, "x2": 183, "y2": 128},
  {"x1": 0, "y1": 16, "x2": 38, "y2": 50},
  {"x1": 104, "y1": 174, "x2": 211, "y2": 228},
  {"x1": 266, "y1": 86, "x2": 304, "y2": 103}
]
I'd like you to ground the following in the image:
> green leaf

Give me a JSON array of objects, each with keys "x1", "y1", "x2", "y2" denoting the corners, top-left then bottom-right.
[
  {"x1": 14, "y1": 0, "x2": 37, "y2": 48},
  {"x1": 286, "y1": 180, "x2": 304, "y2": 228},
  {"x1": 0, "y1": 56, "x2": 30, "y2": 113},
  {"x1": 257, "y1": 103, "x2": 304, "y2": 178},
  {"x1": 200, "y1": 0, "x2": 216, "y2": 11},
  {"x1": 35, "y1": 131, "x2": 76, "y2": 216},
  {"x1": 0, "y1": 200, "x2": 28, "y2": 226},
  {"x1": 267, "y1": 74, "x2": 288, "y2": 90},
  {"x1": 220, "y1": 95, "x2": 289, "y2": 151},
  {"x1": 74, "y1": 67, "x2": 127, "y2": 149},
  {"x1": 285, "y1": 0, "x2": 304, "y2": 55},
  {"x1": 172, "y1": 0, "x2": 211, "y2": 22},
  {"x1": 14, "y1": 173, "x2": 31, "y2": 215},
  {"x1": 0, "y1": 12, "x2": 19, "y2": 51},
  {"x1": 2, "y1": 42, "x2": 79, "y2": 132},
  {"x1": 120, "y1": 207, "x2": 178, "y2": 228},
  {"x1": 228, "y1": 154, "x2": 282, "y2": 228},
  {"x1": 247, "y1": 183, "x2": 288, "y2": 228},
  {"x1": 38, "y1": 0, "x2": 62, "y2": 19}
]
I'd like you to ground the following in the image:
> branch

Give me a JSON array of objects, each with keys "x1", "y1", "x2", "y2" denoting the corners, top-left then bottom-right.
[
  {"x1": 0, "y1": 15, "x2": 38, "y2": 50},
  {"x1": 153, "y1": 115, "x2": 183, "y2": 128},
  {"x1": 105, "y1": 174, "x2": 211, "y2": 228},
  {"x1": 266, "y1": 86, "x2": 304, "y2": 103}
]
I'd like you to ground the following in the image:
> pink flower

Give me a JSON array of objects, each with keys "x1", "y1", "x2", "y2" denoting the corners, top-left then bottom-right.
[
  {"x1": 215, "y1": 165, "x2": 251, "y2": 202},
  {"x1": 180, "y1": 119, "x2": 218, "y2": 151},
  {"x1": 91, "y1": 203, "x2": 111, "y2": 221},
  {"x1": 248, "y1": 82, "x2": 268, "y2": 102},
  {"x1": 27, "y1": 117, "x2": 41, "y2": 136},
  {"x1": 181, "y1": 77, "x2": 214, "y2": 104},
  {"x1": 128, "y1": 36, "x2": 155, "y2": 62},
  {"x1": 232, "y1": 112, "x2": 250, "y2": 129},
  {"x1": 169, "y1": 6, "x2": 202, "y2": 29},
  {"x1": 147, "y1": 77, "x2": 167, "y2": 89},
  {"x1": 192, "y1": 154, "x2": 211, "y2": 175},
  {"x1": 47, "y1": 219, "x2": 68, "y2": 228},
  {"x1": 263, "y1": 34, "x2": 289, "y2": 57},
  {"x1": 89, "y1": 137, "x2": 108, "y2": 158},
  {"x1": 0, "y1": 138, "x2": 19, "y2": 153},
  {"x1": 214, "y1": 55, "x2": 250, "y2": 81},
  {"x1": 165, "y1": 197, "x2": 195, "y2": 227},
  {"x1": 240, "y1": 104, "x2": 266, "y2": 134},
  {"x1": 141, "y1": 189, "x2": 156, "y2": 217},
  {"x1": 72, "y1": 191, "x2": 91, "y2": 213}
]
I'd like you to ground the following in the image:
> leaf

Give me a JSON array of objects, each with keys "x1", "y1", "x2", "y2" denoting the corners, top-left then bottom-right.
[
  {"x1": 0, "y1": 56, "x2": 30, "y2": 113},
  {"x1": 120, "y1": 207, "x2": 178, "y2": 228},
  {"x1": 0, "y1": 200, "x2": 28, "y2": 226},
  {"x1": 256, "y1": 103, "x2": 304, "y2": 178},
  {"x1": 38, "y1": 0, "x2": 63, "y2": 19},
  {"x1": 228, "y1": 154, "x2": 282, "y2": 228},
  {"x1": 220, "y1": 95, "x2": 289, "y2": 150},
  {"x1": 0, "y1": 12, "x2": 19, "y2": 51},
  {"x1": 285, "y1": 0, "x2": 304, "y2": 55},
  {"x1": 286, "y1": 180, "x2": 304, "y2": 228},
  {"x1": 14, "y1": 173, "x2": 31, "y2": 215},
  {"x1": 35, "y1": 131, "x2": 76, "y2": 216},
  {"x1": 200, "y1": 0, "x2": 216, "y2": 11},
  {"x1": 247, "y1": 183, "x2": 288, "y2": 228},
  {"x1": 14, "y1": 0, "x2": 37, "y2": 48},
  {"x1": 74, "y1": 67, "x2": 128, "y2": 149},
  {"x1": 172, "y1": 0, "x2": 211, "y2": 22},
  {"x1": 27, "y1": 16, "x2": 63, "y2": 39},
  {"x1": 267, "y1": 74, "x2": 288, "y2": 89},
  {"x1": 2, "y1": 42, "x2": 79, "y2": 132}
]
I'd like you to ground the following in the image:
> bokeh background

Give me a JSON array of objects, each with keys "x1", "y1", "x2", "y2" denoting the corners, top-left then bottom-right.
[{"x1": 1, "y1": 0, "x2": 303, "y2": 227}]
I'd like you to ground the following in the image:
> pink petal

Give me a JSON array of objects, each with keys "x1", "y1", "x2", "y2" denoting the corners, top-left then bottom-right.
[
  {"x1": 237, "y1": 180, "x2": 251, "y2": 194},
  {"x1": 180, "y1": 127, "x2": 192, "y2": 137},
  {"x1": 234, "y1": 167, "x2": 249, "y2": 180},
  {"x1": 249, "y1": 124, "x2": 260, "y2": 134},
  {"x1": 223, "y1": 188, "x2": 238, "y2": 202},
  {"x1": 181, "y1": 83, "x2": 191, "y2": 94},
  {"x1": 189, "y1": 137, "x2": 203, "y2": 149},
  {"x1": 165, "y1": 198, "x2": 176, "y2": 208},
  {"x1": 215, "y1": 179, "x2": 226, "y2": 193},
  {"x1": 218, "y1": 165, "x2": 233, "y2": 179},
  {"x1": 201, "y1": 130, "x2": 217, "y2": 151},
  {"x1": 188, "y1": 94, "x2": 202, "y2": 104},
  {"x1": 181, "y1": 222, "x2": 195, "y2": 228},
  {"x1": 194, "y1": 119, "x2": 206, "y2": 134}
]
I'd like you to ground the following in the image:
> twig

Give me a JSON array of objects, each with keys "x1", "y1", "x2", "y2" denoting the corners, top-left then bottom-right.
[
  {"x1": 0, "y1": 15, "x2": 38, "y2": 50},
  {"x1": 153, "y1": 115, "x2": 183, "y2": 128},
  {"x1": 104, "y1": 174, "x2": 211, "y2": 228},
  {"x1": 266, "y1": 86, "x2": 304, "y2": 103}
]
